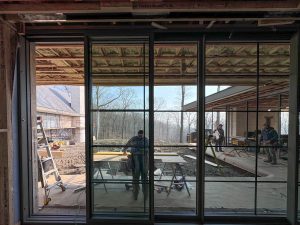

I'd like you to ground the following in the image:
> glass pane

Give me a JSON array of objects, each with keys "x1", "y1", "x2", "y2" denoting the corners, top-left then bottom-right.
[
  {"x1": 91, "y1": 41, "x2": 149, "y2": 218},
  {"x1": 205, "y1": 43, "x2": 257, "y2": 112},
  {"x1": 154, "y1": 147, "x2": 197, "y2": 214},
  {"x1": 154, "y1": 86, "x2": 197, "y2": 111},
  {"x1": 92, "y1": 85, "x2": 148, "y2": 110},
  {"x1": 92, "y1": 147, "x2": 149, "y2": 214},
  {"x1": 205, "y1": 43, "x2": 257, "y2": 214},
  {"x1": 33, "y1": 44, "x2": 86, "y2": 215},
  {"x1": 92, "y1": 111, "x2": 149, "y2": 145},
  {"x1": 257, "y1": 182, "x2": 287, "y2": 215},
  {"x1": 154, "y1": 112, "x2": 197, "y2": 146},
  {"x1": 257, "y1": 44, "x2": 289, "y2": 185},
  {"x1": 154, "y1": 43, "x2": 197, "y2": 111},
  {"x1": 153, "y1": 42, "x2": 198, "y2": 215},
  {"x1": 205, "y1": 182, "x2": 255, "y2": 214}
]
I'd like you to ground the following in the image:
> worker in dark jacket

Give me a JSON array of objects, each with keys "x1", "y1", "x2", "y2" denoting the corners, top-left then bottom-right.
[
  {"x1": 260, "y1": 123, "x2": 278, "y2": 165},
  {"x1": 213, "y1": 124, "x2": 225, "y2": 152},
  {"x1": 123, "y1": 130, "x2": 149, "y2": 200}
]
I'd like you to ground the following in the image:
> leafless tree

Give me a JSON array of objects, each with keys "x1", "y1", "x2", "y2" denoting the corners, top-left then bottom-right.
[
  {"x1": 93, "y1": 87, "x2": 123, "y2": 139},
  {"x1": 185, "y1": 112, "x2": 196, "y2": 134},
  {"x1": 118, "y1": 88, "x2": 135, "y2": 139}
]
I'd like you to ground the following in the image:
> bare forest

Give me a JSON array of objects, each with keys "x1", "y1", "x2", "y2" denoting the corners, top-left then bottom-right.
[{"x1": 92, "y1": 86, "x2": 197, "y2": 144}]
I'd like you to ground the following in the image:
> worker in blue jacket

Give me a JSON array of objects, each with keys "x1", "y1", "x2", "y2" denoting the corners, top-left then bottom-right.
[
  {"x1": 123, "y1": 130, "x2": 149, "y2": 200},
  {"x1": 260, "y1": 123, "x2": 278, "y2": 165}
]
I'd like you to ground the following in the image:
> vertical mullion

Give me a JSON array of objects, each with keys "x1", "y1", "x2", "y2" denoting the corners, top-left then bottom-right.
[
  {"x1": 84, "y1": 36, "x2": 92, "y2": 220},
  {"x1": 143, "y1": 41, "x2": 147, "y2": 215},
  {"x1": 278, "y1": 94, "x2": 282, "y2": 138},
  {"x1": 198, "y1": 36, "x2": 205, "y2": 223},
  {"x1": 255, "y1": 42, "x2": 259, "y2": 215},
  {"x1": 246, "y1": 101, "x2": 249, "y2": 139},
  {"x1": 149, "y1": 32, "x2": 155, "y2": 222},
  {"x1": 287, "y1": 30, "x2": 300, "y2": 225},
  {"x1": 212, "y1": 108, "x2": 214, "y2": 131}
]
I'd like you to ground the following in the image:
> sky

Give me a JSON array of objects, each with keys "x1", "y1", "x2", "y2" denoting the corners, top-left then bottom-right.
[{"x1": 55, "y1": 84, "x2": 230, "y2": 110}]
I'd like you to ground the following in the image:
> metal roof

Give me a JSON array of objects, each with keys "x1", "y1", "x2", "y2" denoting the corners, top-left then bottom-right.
[{"x1": 36, "y1": 86, "x2": 80, "y2": 116}]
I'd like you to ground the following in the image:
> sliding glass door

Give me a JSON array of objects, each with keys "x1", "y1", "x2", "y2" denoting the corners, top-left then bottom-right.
[{"x1": 87, "y1": 36, "x2": 201, "y2": 223}]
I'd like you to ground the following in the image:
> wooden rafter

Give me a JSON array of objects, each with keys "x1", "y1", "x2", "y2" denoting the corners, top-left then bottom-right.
[{"x1": 35, "y1": 44, "x2": 291, "y2": 86}]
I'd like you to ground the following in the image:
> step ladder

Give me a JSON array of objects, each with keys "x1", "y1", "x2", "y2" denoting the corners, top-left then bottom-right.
[{"x1": 36, "y1": 116, "x2": 66, "y2": 205}]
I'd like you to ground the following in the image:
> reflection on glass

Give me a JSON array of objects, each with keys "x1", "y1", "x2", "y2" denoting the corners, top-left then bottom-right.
[
  {"x1": 91, "y1": 42, "x2": 149, "y2": 217},
  {"x1": 204, "y1": 42, "x2": 290, "y2": 215},
  {"x1": 154, "y1": 112, "x2": 197, "y2": 145}
]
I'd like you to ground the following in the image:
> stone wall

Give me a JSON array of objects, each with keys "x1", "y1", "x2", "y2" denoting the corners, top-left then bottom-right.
[{"x1": 54, "y1": 143, "x2": 85, "y2": 174}]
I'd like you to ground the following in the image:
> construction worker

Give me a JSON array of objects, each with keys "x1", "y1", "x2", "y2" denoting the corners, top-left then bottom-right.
[
  {"x1": 260, "y1": 123, "x2": 278, "y2": 165},
  {"x1": 123, "y1": 130, "x2": 149, "y2": 200},
  {"x1": 213, "y1": 124, "x2": 225, "y2": 152}
]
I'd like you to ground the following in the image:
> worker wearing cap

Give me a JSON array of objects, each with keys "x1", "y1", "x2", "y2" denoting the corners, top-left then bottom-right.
[
  {"x1": 260, "y1": 123, "x2": 278, "y2": 165},
  {"x1": 213, "y1": 124, "x2": 225, "y2": 152},
  {"x1": 123, "y1": 130, "x2": 149, "y2": 200}
]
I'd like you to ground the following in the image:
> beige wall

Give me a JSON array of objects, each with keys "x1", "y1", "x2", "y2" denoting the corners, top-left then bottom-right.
[{"x1": 229, "y1": 111, "x2": 280, "y2": 138}]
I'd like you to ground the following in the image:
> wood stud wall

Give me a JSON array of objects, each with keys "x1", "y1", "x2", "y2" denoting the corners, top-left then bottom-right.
[{"x1": 0, "y1": 22, "x2": 17, "y2": 225}]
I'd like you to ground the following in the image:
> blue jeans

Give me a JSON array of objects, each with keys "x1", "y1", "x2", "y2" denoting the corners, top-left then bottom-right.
[{"x1": 215, "y1": 139, "x2": 223, "y2": 152}]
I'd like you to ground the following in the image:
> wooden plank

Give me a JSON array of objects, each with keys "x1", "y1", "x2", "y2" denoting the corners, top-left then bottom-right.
[
  {"x1": 206, "y1": 20, "x2": 216, "y2": 29},
  {"x1": 184, "y1": 155, "x2": 220, "y2": 167},
  {"x1": 38, "y1": 150, "x2": 64, "y2": 158}
]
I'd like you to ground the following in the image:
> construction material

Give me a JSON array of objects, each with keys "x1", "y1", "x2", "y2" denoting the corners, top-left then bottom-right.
[
  {"x1": 205, "y1": 136, "x2": 222, "y2": 172},
  {"x1": 38, "y1": 150, "x2": 64, "y2": 158},
  {"x1": 36, "y1": 116, "x2": 66, "y2": 205},
  {"x1": 94, "y1": 151, "x2": 178, "y2": 156},
  {"x1": 167, "y1": 163, "x2": 191, "y2": 197},
  {"x1": 229, "y1": 137, "x2": 250, "y2": 157},
  {"x1": 184, "y1": 155, "x2": 221, "y2": 168}
]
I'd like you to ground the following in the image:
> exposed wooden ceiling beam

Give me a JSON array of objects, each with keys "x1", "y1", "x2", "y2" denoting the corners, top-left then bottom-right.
[
  {"x1": 258, "y1": 19, "x2": 295, "y2": 26},
  {"x1": 35, "y1": 65, "x2": 290, "y2": 70},
  {"x1": 36, "y1": 56, "x2": 197, "y2": 60},
  {"x1": 0, "y1": 1, "x2": 298, "y2": 14},
  {"x1": 36, "y1": 44, "x2": 83, "y2": 49},
  {"x1": 206, "y1": 86, "x2": 289, "y2": 110},
  {"x1": 35, "y1": 55, "x2": 289, "y2": 61}
]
